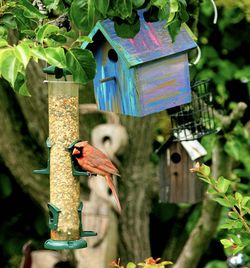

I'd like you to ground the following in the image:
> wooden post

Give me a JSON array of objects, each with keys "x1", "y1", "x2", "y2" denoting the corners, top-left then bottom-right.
[{"x1": 47, "y1": 76, "x2": 80, "y2": 242}]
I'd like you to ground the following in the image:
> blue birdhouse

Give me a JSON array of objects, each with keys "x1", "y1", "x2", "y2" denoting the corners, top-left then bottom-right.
[{"x1": 82, "y1": 11, "x2": 197, "y2": 117}]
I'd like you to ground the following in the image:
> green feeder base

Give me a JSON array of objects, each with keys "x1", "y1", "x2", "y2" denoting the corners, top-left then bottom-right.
[{"x1": 44, "y1": 239, "x2": 87, "y2": 250}]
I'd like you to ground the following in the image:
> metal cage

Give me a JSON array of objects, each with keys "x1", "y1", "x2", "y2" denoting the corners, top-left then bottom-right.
[{"x1": 169, "y1": 80, "x2": 216, "y2": 141}]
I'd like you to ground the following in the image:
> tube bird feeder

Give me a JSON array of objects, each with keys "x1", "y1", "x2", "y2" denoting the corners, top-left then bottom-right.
[{"x1": 34, "y1": 70, "x2": 96, "y2": 250}]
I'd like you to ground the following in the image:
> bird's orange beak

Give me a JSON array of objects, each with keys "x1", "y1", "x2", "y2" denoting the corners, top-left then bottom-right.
[{"x1": 72, "y1": 147, "x2": 80, "y2": 155}]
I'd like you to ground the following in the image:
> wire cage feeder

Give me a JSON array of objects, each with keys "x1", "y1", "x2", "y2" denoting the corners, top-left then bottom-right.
[{"x1": 169, "y1": 80, "x2": 216, "y2": 141}]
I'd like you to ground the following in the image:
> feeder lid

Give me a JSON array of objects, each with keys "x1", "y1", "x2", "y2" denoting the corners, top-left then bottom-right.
[
  {"x1": 43, "y1": 66, "x2": 72, "y2": 79},
  {"x1": 82, "y1": 10, "x2": 197, "y2": 68}
]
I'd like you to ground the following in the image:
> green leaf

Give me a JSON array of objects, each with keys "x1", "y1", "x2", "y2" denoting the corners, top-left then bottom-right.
[
  {"x1": 132, "y1": 0, "x2": 145, "y2": 8},
  {"x1": 214, "y1": 197, "x2": 232, "y2": 208},
  {"x1": 76, "y1": 36, "x2": 93, "y2": 43},
  {"x1": 66, "y1": 48, "x2": 96, "y2": 84},
  {"x1": 114, "y1": 15, "x2": 140, "y2": 38},
  {"x1": 21, "y1": 30, "x2": 36, "y2": 38},
  {"x1": 0, "y1": 49, "x2": 21, "y2": 87},
  {"x1": 126, "y1": 262, "x2": 136, "y2": 268},
  {"x1": 18, "y1": 0, "x2": 47, "y2": 19},
  {"x1": 169, "y1": 0, "x2": 179, "y2": 13},
  {"x1": 235, "y1": 192, "x2": 243, "y2": 202},
  {"x1": 220, "y1": 239, "x2": 233, "y2": 248},
  {"x1": 0, "y1": 13, "x2": 17, "y2": 29},
  {"x1": 31, "y1": 45, "x2": 47, "y2": 62},
  {"x1": 217, "y1": 176, "x2": 231, "y2": 193},
  {"x1": 36, "y1": 24, "x2": 60, "y2": 44},
  {"x1": 70, "y1": 0, "x2": 96, "y2": 32},
  {"x1": 0, "y1": 26, "x2": 8, "y2": 38},
  {"x1": 207, "y1": 187, "x2": 218, "y2": 195},
  {"x1": 199, "y1": 164, "x2": 211, "y2": 177},
  {"x1": 94, "y1": 0, "x2": 109, "y2": 16},
  {"x1": 232, "y1": 245, "x2": 245, "y2": 255},
  {"x1": 45, "y1": 34, "x2": 67, "y2": 46},
  {"x1": 43, "y1": 0, "x2": 60, "y2": 11},
  {"x1": 204, "y1": 260, "x2": 227, "y2": 268},
  {"x1": 230, "y1": 234, "x2": 242, "y2": 245},
  {"x1": 228, "y1": 211, "x2": 239, "y2": 220},
  {"x1": 14, "y1": 72, "x2": 30, "y2": 96},
  {"x1": 115, "y1": 0, "x2": 133, "y2": 19},
  {"x1": 14, "y1": 42, "x2": 31, "y2": 68},
  {"x1": 44, "y1": 47, "x2": 67, "y2": 68},
  {"x1": 242, "y1": 196, "x2": 250, "y2": 206},
  {"x1": 0, "y1": 38, "x2": 8, "y2": 48}
]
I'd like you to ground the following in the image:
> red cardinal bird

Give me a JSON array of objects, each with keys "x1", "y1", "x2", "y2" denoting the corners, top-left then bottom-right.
[{"x1": 72, "y1": 141, "x2": 121, "y2": 213}]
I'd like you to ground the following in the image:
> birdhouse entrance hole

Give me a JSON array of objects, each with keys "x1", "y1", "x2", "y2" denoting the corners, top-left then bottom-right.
[
  {"x1": 170, "y1": 152, "x2": 181, "y2": 163},
  {"x1": 169, "y1": 80, "x2": 217, "y2": 141},
  {"x1": 108, "y1": 49, "x2": 118, "y2": 62}
]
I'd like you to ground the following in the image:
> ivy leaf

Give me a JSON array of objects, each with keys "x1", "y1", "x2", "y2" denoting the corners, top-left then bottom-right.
[
  {"x1": 115, "y1": 0, "x2": 133, "y2": 19},
  {"x1": 217, "y1": 176, "x2": 231, "y2": 194},
  {"x1": 0, "y1": 13, "x2": 17, "y2": 29},
  {"x1": 0, "y1": 49, "x2": 21, "y2": 87},
  {"x1": 44, "y1": 47, "x2": 67, "y2": 68},
  {"x1": 14, "y1": 72, "x2": 30, "y2": 96},
  {"x1": 114, "y1": 14, "x2": 140, "y2": 38},
  {"x1": 14, "y1": 42, "x2": 31, "y2": 68},
  {"x1": 76, "y1": 36, "x2": 93, "y2": 43},
  {"x1": 36, "y1": 24, "x2": 61, "y2": 44},
  {"x1": 0, "y1": 26, "x2": 8, "y2": 38},
  {"x1": 179, "y1": 0, "x2": 189, "y2": 22},
  {"x1": 31, "y1": 45, "x2": 47, "y2": 62},
  {"x1": 70, "y1": 0, "x2": 96, "y2": 33},
  {"x1": 0, "y1": 38, "x2": 8, "y2": 48},
  {"x1": 132, "y1": 0, "x2": 145, "y2": 8},
  {"x1": 167, "y1": 18, "x2": 181, "y2": 42},
  {"x1": 94, "y1": 0, "x2": 110, "y2": 16},
  {"x1": 66, "y1": 48, "x2": 96, "y2": 84}
]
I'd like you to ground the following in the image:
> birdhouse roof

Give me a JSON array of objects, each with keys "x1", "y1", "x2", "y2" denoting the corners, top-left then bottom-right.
[{"x1": 82, "y1": 11, "x2": 197, "y2": 68}]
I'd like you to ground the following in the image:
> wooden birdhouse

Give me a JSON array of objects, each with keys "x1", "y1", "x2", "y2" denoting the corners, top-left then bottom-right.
[
  {"x1": 82, "y1": 11, "x2": 197, "y2": 116},
  {"x1": 158, "y1": 136, "x2": 207, "y2": 204}
]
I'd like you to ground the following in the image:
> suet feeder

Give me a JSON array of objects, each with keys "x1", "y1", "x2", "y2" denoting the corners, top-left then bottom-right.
[
  {"x1": 33, "y1": 68, "x2": 97, "y2": 250},
  {"x1": 158, "y1": 136, "x2": 207, "y2": 204},
  {"x1": 169, "y1": 80, "x2": 216, "y2": 141},
  {"x1": 82, "y1": 10, "x2": 197, "y2": 116}
]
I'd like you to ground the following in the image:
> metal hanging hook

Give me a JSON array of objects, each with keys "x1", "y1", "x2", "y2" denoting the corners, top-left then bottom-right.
[{"x1": 189, "y1": 45, "x2": 201, "y2": 66}]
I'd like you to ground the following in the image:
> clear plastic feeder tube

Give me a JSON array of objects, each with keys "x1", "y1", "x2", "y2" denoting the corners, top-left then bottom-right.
[{"x1": 47, "y1": 77, "x2": 80, "y2": 241}]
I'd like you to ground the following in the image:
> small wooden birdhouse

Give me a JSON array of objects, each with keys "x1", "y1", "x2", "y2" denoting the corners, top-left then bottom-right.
[
  {"x1": 158, "y1": 136, "x2": 207, "y2": 204},
  {"x1": 82, "y1": 11, "x2": 197, "y2": 116}
]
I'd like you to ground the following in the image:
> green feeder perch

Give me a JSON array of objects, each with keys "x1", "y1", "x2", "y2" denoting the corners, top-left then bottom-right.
[{"x1": 33, "y1": 138, "x2": 51, "y2": 175}]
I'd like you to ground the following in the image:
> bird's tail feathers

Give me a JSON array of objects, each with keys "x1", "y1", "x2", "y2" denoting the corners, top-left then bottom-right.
[{"x1": 105, "y1": 175, "x2": 121, "y2": 213}]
